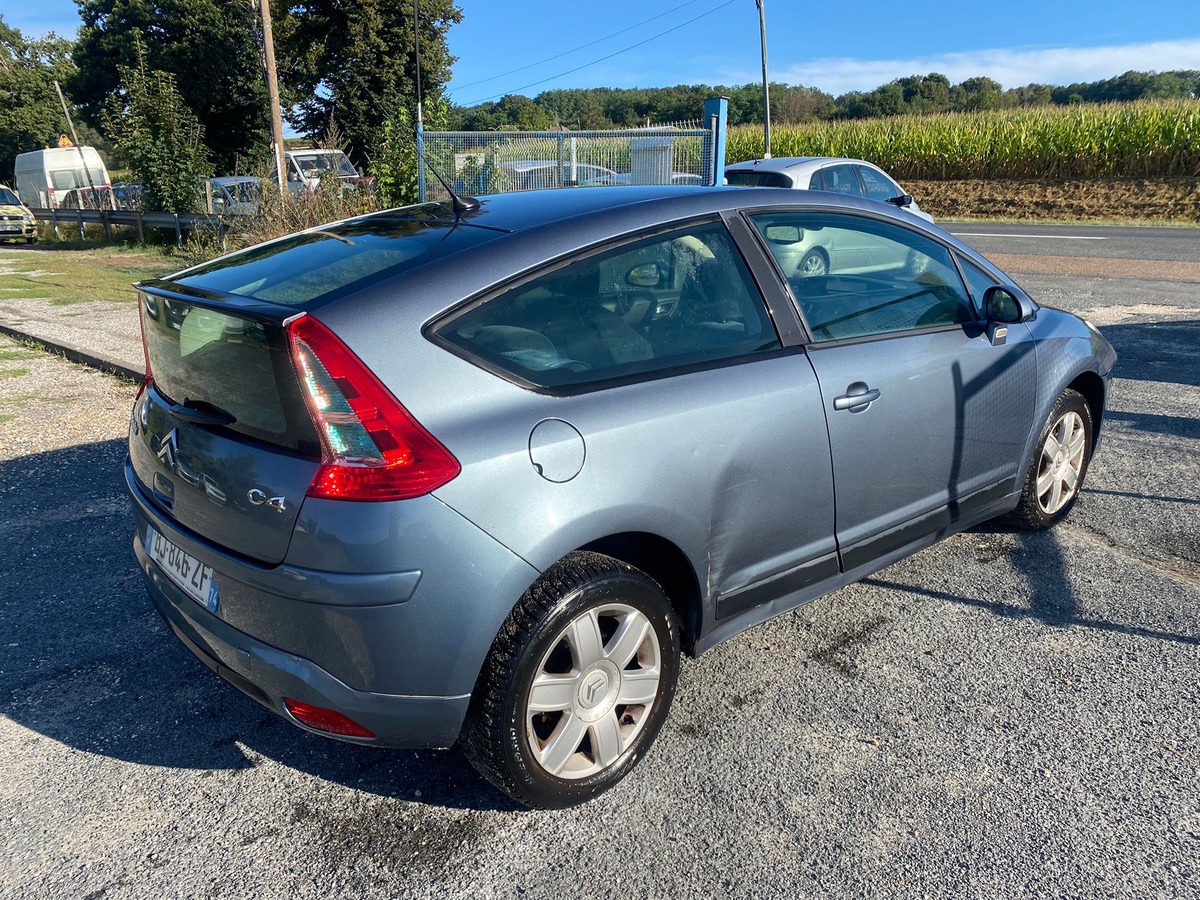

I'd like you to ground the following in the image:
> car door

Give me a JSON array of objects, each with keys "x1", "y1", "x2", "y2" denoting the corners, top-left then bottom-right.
[
  {"x1": 432, "y1": 218, "x2": 838, "y2": 624},
  {"x1": 748, "y1": 210, "x2": 1037, "y2": 572}
]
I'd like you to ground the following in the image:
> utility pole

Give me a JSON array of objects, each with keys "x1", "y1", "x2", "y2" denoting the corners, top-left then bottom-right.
[
  {"x1": 756, "y1": 0, "x2": 771, "y2": 159},
  {"x1": 414, "y1": 0, "x2": 426, "y2": 202},
  {"x1": 54, "y1": 80, "x2": 106, "y2": 208},
  {"x1": 257, "y1": 0, "x2": 287, "y2": 191}
]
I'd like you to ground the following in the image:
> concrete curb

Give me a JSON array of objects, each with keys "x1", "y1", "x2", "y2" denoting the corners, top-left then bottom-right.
[{"x1": 0, "y1": 322, "x2": 144, "y2": 383}]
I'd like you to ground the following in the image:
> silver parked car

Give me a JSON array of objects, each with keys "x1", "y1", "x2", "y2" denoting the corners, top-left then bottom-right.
[
  {"x1": 726, "y1": 156, "x2": 933, "y2": 223},
  {"x1": 127, "y1": 185, "x2": 1115, "y2": 808}
]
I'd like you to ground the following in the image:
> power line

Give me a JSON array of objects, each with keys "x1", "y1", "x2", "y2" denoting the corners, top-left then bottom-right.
[
  {"x1": 461, "y1": 0, "x2": 739, "y2": 107},
  {"x1": 452, "y1": 0, "x2": 710, "y2": 93}
]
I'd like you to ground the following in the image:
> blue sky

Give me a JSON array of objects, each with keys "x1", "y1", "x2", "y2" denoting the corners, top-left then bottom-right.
[{"x1": 9, "y1": 0, "x2": 1200, "y2": 104}]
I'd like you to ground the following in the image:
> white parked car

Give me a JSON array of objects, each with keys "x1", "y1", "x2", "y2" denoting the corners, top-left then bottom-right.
[{"x1": 724, "y1": 157, "x2": 933, "y2": 224}]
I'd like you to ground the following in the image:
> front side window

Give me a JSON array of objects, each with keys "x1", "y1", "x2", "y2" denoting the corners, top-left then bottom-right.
[
  {"x1": 436, "y1": 221, "x2": 781, "y2": 389},
  {"x1": 750, "y1": 212, "x2": 976, "y2": 342},
  {"x1": 856, "y1": 166, "x2": 900, "y2": 203},
  {"x1": 957, "y1": 256, "x2": 1000, "y2": 309}
]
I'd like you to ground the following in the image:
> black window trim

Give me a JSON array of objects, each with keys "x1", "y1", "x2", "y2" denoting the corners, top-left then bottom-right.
[{"x1": 424, "y1": 213, "x2": 793, "y2": 397}]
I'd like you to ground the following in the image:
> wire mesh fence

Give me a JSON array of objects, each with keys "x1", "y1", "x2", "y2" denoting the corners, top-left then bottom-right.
[{"x1": 419, "y1": 119, "x2": 717, "y2": 201}]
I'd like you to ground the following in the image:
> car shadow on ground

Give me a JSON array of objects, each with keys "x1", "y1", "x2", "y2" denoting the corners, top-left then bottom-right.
[
  {"x1": 0, "y1": 438, "x2": 520, "y2": 812},
  {"x1": 1099, "y1": 319, "x2": 1200, "y2": 389},
  {"x1": 869, "y1": 520, "x2": 1199, "y2": 647}
]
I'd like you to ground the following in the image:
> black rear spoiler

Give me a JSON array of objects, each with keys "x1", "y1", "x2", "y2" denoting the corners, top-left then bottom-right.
[{"x1": 135, "y1": 280, "x2": 304, "y2": 327}]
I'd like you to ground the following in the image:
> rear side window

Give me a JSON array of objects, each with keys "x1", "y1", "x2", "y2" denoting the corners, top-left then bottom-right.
[{"x1": 435, "y1": 221, "x2": 781, "y2": 389}]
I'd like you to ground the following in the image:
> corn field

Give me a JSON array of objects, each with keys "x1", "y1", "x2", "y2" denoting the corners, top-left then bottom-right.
[{"x1": 726, "y1": 101, "x2": 1200, "y2": 180}]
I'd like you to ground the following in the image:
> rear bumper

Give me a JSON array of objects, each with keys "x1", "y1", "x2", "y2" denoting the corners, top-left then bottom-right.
[
  {"x1": 126, "y1": 457, "x2": 541, "y2": 749},
  {"x1": 134, "y1": 532, "x2": 470, "y2": 748}
]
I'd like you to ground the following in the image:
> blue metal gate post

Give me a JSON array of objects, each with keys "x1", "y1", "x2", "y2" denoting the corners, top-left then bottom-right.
[
  {"x1": 417, "y1": 121, "x2": 427, "y2": 202},
  {"x1": 703, "y1": 96, "x2": 729, "y2": 186}
]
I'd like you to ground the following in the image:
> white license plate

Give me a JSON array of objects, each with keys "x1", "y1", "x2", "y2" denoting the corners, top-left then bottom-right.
[
  {"x1": 146, "y1": 525, "x2": 218, "y2": 612},
  {"x1": 0, "y1": 225, "x2": 19, "y2": 233}
]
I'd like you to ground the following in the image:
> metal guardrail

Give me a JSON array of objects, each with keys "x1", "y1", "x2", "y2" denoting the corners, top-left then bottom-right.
[{"x1": 29, "y1": 206, "x2": 227, "y2": 247}]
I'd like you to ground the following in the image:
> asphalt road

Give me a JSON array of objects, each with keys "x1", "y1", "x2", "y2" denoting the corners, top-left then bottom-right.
[
  {"x1": 944, "y1": 222, "x2": 1200, "y2": 262},
  {"x1": 1, "y1": 229, "x2": 1198, "y2": 899}
]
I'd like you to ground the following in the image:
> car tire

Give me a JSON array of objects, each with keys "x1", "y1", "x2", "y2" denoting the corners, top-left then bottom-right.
[
  {"x1": 797, "y1": 247, "x2": 829, "y2": 278},
  {"x1": 1006, "y1": 389, "x2": 1093, "y2": 530},
  {"x1": 461, "y1": 551, "x2": 680, "y2": 809}
]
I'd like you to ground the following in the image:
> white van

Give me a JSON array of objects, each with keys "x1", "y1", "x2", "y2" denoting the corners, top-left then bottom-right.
[{"x1": 14, "y1": 146, "x2": 112, "y2": 209}]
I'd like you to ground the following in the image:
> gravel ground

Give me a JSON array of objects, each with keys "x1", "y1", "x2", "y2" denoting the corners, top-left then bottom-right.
[{"x1": 0, "y1": 260, "x2": 1197, "y2": 899}]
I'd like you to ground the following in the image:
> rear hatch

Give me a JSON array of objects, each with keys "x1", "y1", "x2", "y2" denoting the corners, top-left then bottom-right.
[
  {"x1": 131, "y1": 286, "x2": 321, "y2": 564},
  {"x1": 130, "y1": 212, "x2": 507, "y2": 565}
]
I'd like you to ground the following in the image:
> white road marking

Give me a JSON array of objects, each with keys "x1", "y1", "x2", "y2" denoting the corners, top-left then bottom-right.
[{"x1": 950, "y1": 232, "x2": 1107, "y2": 240}]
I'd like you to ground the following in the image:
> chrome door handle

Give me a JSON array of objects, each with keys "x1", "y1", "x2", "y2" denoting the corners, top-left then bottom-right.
[{"x1": 833, "y1": 384, "x2": 881, "y2": 411}]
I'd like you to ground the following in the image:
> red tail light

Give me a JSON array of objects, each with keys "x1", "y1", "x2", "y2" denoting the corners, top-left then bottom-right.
[
  {"x1": 287, "y1": 315, "x2": 460, "y2": 502},
  {"x1": 284, "y1": 698, "x2": 376, "y2": 738}
]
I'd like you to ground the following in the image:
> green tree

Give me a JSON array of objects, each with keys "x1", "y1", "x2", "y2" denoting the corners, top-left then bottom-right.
[
  {"x1": 0, "y1": 16, "x2": 77, "y2": 182},
  {"x1": 952, "y1": 76, "x2": 1004, "y2": 111},
  {"x1": 102, "y1": 39, "x2": 211, "y2": 212},
  {"x1": 71, "y1": 0, "x2": 268, "y2": 173},
  {"x1": 276, "y1": 0, "x2": 462, "y2": 166}
]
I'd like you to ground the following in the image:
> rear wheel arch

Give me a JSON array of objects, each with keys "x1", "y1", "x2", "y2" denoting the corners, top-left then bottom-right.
[{"x1": 579, "y1": 532, "x2": 703, "y2": 655}]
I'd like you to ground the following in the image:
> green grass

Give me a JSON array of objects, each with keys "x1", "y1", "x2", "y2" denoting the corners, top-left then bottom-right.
[
  {"x1": 0, "y1": 245, "x2": 176, "y2": 305},
  {"x1": 0, "y1": 367, "x2": 29, "y2": 378},
  {"x1": 0, "y1": 348, "x2": 41, "y2": 361}
]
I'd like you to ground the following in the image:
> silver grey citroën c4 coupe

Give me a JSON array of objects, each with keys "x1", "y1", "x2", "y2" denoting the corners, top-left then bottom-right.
[{"x1": 127, "y1": 184, "x2": 1116, "y2": 808}]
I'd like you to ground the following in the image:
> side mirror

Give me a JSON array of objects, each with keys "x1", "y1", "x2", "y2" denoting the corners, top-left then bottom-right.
[
  {"x1": 982, "y1": 285, "x2": 1036, "y2": 345},
  {"x1": 887, "y1": 194, "x2": 914, "y2": 208},
  {"x1": 626, "y1": 262, "x2": 666, "y2": 288},
  {"x1": 982, "y1": 285, "x2": 1035, "y2": 324},
  {"x1": 763, "y1": 224, "x2": 803, "y2": 243}
]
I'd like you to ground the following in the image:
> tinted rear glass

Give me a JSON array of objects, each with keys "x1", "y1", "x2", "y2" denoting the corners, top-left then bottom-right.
[
  {"x1": 725, "y1": 170, "x2": 793, "y2": 188},
  {"x1": 173, "y1": 217, "x2": 504, "y2": 309},
  {"x1": 141, "y1": 294, "x2": 320, "y2": 455},
  {"x1": 435, "y1": 220, "x2": 781, "y2": 390}
]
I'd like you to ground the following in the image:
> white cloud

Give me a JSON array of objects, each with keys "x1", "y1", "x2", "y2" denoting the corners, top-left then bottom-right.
[{"x1": 712, "y1": 38, "x2": 1200, "y2": 95}]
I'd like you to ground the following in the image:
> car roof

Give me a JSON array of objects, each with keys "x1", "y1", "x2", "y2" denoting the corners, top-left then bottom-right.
[
  {"x1": 167, "y1": 184, "x2": 987, "y2": 324},
  {"x1": 724, "y1": 157, "x2": 868, "y2": 175},
  {"x1": 210, "y1": 176, "x2": 261, "y2": 186}
]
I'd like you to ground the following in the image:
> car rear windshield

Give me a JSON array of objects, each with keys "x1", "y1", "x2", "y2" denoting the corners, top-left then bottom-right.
[
  {"x1": 725, "y1": 170, "x2": 793, "y2": 188},
  {"x1": 172, "y1": 216, "x2": 505, "y2": 310},
  {"x1": 140, "y1": 294, "x2": 321, "y2": 455}
]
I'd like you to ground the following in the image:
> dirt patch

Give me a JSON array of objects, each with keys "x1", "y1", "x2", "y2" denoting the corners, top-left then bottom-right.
[
  {"x1": 985, "y1": 254, "x2": 1200, "y2": 283},
  {"x1": 908, "y1": 177, "x2": 1200, "y2": 223}
]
